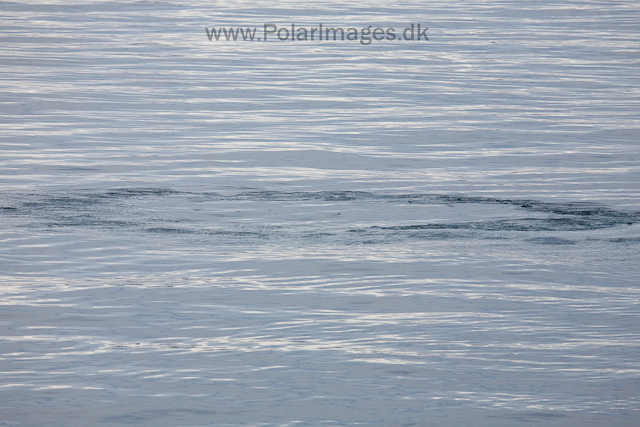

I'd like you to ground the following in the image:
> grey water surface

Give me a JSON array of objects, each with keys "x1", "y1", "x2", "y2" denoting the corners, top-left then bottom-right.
[{"x1": 1, "y1": 1, "x2": 640, "y2": 426}]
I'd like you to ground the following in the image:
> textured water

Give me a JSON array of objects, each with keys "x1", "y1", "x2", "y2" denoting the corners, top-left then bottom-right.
[{"x1": 1, "y1": 1, "x2": 640, "y2": 426}]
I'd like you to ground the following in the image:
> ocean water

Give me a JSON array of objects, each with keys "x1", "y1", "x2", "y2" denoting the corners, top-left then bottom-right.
[{"x1": 1, "y1": 1, "x2": 640, "y2": 426}]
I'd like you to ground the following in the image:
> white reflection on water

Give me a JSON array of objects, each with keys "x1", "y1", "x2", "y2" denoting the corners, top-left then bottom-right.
[{"x1": 2, "y1": 0, "x2": 640, "y2": 425}]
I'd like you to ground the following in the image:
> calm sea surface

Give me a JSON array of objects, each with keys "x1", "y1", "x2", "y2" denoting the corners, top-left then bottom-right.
[{"x1": 1, "y1": 1, "x2": 640, "y2": 425}]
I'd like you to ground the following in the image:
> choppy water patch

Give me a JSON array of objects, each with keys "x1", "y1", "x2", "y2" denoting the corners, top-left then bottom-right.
[{"x1": 2, "y1": 189, "x2": 638, "y2": 242}]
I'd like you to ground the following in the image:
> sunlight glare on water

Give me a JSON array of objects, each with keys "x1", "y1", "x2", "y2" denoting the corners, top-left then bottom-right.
[{"x1": 1, "y1": 0, "x2": 640, "y2": 426}]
